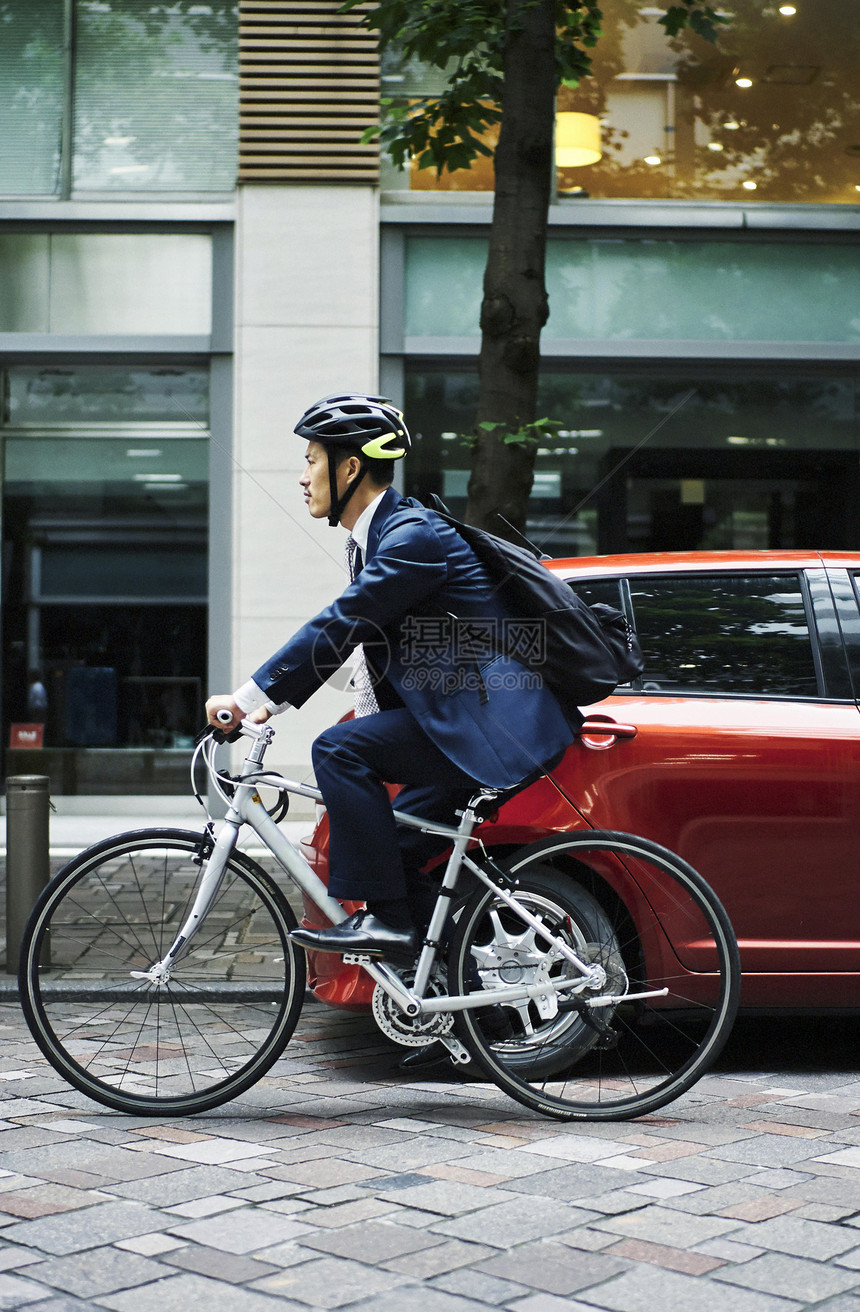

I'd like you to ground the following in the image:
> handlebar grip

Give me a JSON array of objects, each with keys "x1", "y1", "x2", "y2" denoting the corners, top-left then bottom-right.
[{"x1": 215, "y1": 709, "x2": 235, "y2": 725}]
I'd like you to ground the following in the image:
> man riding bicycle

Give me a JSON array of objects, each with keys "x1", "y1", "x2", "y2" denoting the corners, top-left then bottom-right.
[{"x1": 206, "y1": 393, "x2": 578, "y2": 963}]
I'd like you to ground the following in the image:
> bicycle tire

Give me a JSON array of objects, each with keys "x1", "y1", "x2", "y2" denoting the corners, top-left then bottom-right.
[
  {"x1": 19, "y1": 828, "x2": 306, "y2": 1116},
  {"x1": 448, "y1": 831, "x2": 740, "y2": 1121}
]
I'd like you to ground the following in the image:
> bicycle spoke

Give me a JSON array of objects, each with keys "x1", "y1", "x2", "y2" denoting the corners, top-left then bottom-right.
[
  {"x1": 450, "y1": 833, "x2": 739, "y2": 1121},
  {"x1": 20, "y1": 831, "x2": 305, "y2": 1115}
]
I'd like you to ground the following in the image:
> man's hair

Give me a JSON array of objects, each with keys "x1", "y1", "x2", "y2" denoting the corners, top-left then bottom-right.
[{"x1": 331, "y1": 445, "x2": 394, "y2": 487}]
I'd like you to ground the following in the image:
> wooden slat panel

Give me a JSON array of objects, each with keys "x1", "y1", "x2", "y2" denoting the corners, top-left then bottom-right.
[{"x1": 239, "y1": 0, "x2": 379, "y2": 183}]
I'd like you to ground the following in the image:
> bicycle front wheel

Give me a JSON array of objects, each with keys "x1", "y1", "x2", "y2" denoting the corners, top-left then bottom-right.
[
  {"x1": 449, "y1": 831, "x2": 740, "y2": 1121},
  {"x1": 19, "y1": 828, "x2": 306, "y2": 1116}
]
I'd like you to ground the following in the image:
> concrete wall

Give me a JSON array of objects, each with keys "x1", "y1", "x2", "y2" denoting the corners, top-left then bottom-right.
[{"x1": 231, "y1": 185, "x2": 380, "y2": 795}]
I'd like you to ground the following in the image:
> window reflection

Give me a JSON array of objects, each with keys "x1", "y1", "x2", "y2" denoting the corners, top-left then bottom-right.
[
  {"x1": 629, "y1": 574, "x2": 818, "y2": 696},
  {"x1": 74, "y1": 0, "x2": 238, "y2": 192},
  {"x1": 384, "y1": 0, "x2": 860, "y2": 205},
  {"x1": 404, "y1": 367, "x2": 860, "y2": 556},
  {"x1": 0, "y1": 0, "x2": 237, "y2": 197}
]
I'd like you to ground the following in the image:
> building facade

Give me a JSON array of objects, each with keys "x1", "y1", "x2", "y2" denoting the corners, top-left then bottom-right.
[{"x1": 1, "y1": 0, "x2": 858, "y2": 800}]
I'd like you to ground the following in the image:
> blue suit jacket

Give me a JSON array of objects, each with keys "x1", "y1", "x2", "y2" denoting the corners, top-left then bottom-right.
[{"x1": 253, "y1": 488, "x2": 577, "y2": 788}]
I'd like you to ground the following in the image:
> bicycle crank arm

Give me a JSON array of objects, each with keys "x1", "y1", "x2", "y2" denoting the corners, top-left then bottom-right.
[{"x1": 438, "y1": 1035, "x2": 471, "y2": 1065}]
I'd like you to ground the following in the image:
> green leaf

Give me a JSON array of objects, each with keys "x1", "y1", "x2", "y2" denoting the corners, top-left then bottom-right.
[
  {"x1": 351, "y1": 0, "x2": 721, "y2": 178},
  {"x1": 658, "y1": 3, "x2": 727, "y2": 41}
]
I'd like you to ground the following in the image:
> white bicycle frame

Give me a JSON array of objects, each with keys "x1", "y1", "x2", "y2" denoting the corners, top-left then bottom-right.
[{"x1": 133, "y1": 720, "x2": 661, "y2": 1035}]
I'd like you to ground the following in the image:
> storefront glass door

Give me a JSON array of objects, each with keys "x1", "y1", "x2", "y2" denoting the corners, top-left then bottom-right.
[{"x1": 1, "y1": 364, "x2": 209, "y2": 792}]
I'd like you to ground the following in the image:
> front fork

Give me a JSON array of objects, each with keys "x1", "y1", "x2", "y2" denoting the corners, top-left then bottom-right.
[
  {"x1": 130, "y1": 820, "x2": 239, "y2": 985},
  {"x1": 129, "y1": 728, "x2": 277, "y2": 986}
]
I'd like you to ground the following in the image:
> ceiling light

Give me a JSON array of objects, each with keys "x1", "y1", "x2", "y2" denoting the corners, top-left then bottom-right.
[
  {"x1": 735, "y1": 77, "x2": 753, "y2": 88},
  {"x1": 104, "y1": 135, "x2": 135, "y2": 145},
  {"x1": 707, "y1": 141, "x2": 724, "y2": 152},
  {"x1": 644, "y1": 154, "x2": 662, "y2": 166},
  {"x1": 778, "y1": 5, "x2": 797, "y2": 14},
  {"x1": 555, "y1": 112, "x2": 602, "y2": 167},
  {"x1": 109, "y1": 164, "x2": 149, "y2": 174},
  {"x1": 724, "y1": 119, "x2": 740, "y2": 130},
  {"x1": 742, "y1": 179, "x2": 757, "y2": 190},
  {"x1": 133, "y1": 473, "x2": 183, "y2": 482},
  {"x1": 126, "y1": 448, "x2": 163, "y2": 458}
]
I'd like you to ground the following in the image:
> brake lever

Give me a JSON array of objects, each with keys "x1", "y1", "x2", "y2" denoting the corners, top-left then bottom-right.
[{"x1": 194, "y1": 723, "x2": 243, "y2": 747}]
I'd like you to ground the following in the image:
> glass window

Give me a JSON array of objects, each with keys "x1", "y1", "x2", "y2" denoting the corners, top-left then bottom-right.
[
  {"x1": 0, "y1": 235, "x2": 213, "y2": 336},
  {"x1": 0, "y1": 1, "x2": 237, "y2": 197},
  {"x1": 383, "y1": 0, "x2": 860, "y2": 206},
  {"x1": 0, "y1": 0, "x2": 64, "y2": 195},
  {"x1": 565, "y1": 578, "x2": 624, "y2": 610},
  {"x1": 2, "y1": 365, "x2": 208, "y2": 755},
  {"x1": 845, "y1": 574, "x2": 860, "y2": 699},
  {"x1": 37, "y1": 544, "x2": 207, "y2": 601},
  {"x1": 628, "y1": 573, "x2": 818, "y2": 697},
  {"x1": 405, "y1": 235, "x2": 860, "y2": 344},
  {"x1": 805, "y1": 569, "x2": 855, "y2": 699},
  {"x1": 6, "y1": 365, "x2": 209, "y2": 425},
  {"x1": 74, "y1": 0, "x2": 238, "y2": 192},
  {"x1": 404, "y1": 365, "x2": 860, "y2": 557}
]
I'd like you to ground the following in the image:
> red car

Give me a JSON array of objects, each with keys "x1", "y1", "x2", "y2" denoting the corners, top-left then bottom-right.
[{"x1": 298, "y1": 551, "x2": 860, "y2": 1013}]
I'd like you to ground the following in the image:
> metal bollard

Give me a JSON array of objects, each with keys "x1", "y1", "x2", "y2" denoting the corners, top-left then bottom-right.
[{"x1": 5, "y1": 775, "x2": 51, "y2": 975}]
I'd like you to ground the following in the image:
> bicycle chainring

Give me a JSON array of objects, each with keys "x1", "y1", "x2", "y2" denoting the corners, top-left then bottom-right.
[{"x1": 371, "y1": 970, "x2": 455, "y2": 1047}]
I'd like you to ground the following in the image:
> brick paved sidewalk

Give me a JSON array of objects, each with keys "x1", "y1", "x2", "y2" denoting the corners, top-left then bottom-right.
[{"x1": 0, "y1": 1002, "x2": 858, "y2": 1311}]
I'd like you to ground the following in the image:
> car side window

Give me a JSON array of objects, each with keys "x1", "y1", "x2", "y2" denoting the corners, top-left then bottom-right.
[
  {"x1": 628, "y1": 573, "x2": 819, "y2": 696},
  {"x1": 846, "y1": 573, "x2": 860, "y2": 697},
  {"x1": 565, "y1": 578, "x2": 624, "y2": 610}
]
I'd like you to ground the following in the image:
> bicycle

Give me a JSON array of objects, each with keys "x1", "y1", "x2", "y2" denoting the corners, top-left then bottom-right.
[{"x1": 18, "y1": 717, "x2": 741, "y2": 1122}]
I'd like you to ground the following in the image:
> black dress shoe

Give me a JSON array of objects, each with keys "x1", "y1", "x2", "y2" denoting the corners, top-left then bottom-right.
[
  {"x1": 290, "y1": 910, "x2": 415, "y2": 961},
  {"x1": 399, "y1": 1041, "x2": 450, "y2": 1071}
]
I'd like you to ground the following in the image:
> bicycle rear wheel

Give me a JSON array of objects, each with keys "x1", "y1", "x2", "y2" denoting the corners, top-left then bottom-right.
[
  {"x1": 448, "y1": 831, "x2": 740, "y2": 1121},
  {"x1": 19, "y1": 828, "x2": 305, "y2": 1116}
]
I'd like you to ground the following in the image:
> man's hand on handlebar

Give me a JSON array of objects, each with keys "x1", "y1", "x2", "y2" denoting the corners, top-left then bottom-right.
[
  {"x1": 205, "y1": 696, "x2": 242, "y2": 730},
  {"x1": 205, "y1": 696, "x2": 272, "y2": 731}
]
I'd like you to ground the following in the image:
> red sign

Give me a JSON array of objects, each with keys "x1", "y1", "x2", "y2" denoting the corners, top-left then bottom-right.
[{"x1": 9, "y1": 724, "x2": 44, "y2": 749}]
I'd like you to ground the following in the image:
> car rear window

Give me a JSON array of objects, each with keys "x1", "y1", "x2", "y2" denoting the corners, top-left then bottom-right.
[{"x1": 628, "y1": 573, "x2": 819, "y2": 696}]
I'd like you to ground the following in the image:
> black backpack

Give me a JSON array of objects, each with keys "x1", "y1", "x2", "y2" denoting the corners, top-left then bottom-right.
[{"x1": 427, "y1": 500, "x2": 644, "y2": 715}]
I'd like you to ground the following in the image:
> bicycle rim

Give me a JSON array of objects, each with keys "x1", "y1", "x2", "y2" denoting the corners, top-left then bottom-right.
[
  {"x1": 449, "y1": 832, "x2": 740, "y2": 1121},
  {"x1": 19, "y1": 829, "x2": 305, "y2": 1116}
]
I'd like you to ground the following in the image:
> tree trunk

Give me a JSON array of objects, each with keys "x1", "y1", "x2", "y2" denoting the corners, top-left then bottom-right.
[{"x1": 466, "y1": 0, "x2": 556, "y2": 539}]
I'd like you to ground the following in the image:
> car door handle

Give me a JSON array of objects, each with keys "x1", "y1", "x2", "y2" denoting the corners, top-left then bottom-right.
[{"x1": 575, "y1": 718, "x2": 638, "y2": 749}]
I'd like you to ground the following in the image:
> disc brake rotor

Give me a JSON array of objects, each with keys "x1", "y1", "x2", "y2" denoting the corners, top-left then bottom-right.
[{"x1": 581, "y1": 943, "x2": 629, "y2": 999}]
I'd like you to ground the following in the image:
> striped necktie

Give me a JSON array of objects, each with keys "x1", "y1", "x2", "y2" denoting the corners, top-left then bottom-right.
[{"x1": 345, "y1": 536, "x2": 379, "y2": 717}]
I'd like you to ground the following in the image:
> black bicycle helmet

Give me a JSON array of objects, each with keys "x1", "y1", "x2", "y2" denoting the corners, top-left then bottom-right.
[{"x1": 295, "y1": 393, "x2": 411, "y2": 525}]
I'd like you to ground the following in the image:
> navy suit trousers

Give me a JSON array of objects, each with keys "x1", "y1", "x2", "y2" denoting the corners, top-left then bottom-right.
[{"x1": 311, "y1": 709, "x2": 481, "y2": 906}]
